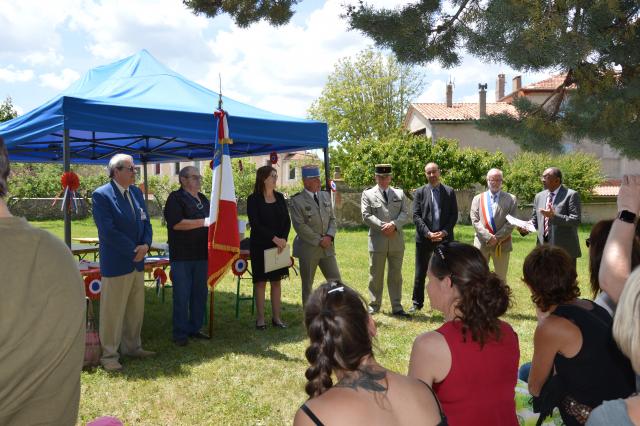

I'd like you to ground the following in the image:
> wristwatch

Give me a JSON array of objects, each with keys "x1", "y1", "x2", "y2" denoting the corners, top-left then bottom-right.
[{"x1": 617, "y1": 210, "x2": 637, "y2": 224}]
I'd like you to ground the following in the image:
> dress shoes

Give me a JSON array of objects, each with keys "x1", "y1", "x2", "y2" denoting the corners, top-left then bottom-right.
[
  {"x1": 367, "y1": 306, "x2": 380, "y2": 314},
  {"x1": 392, "y1": 309, "x2": 412, "y2": 319},
  {"x1": 189, "y1": 331, "x2": 210, "y2": 340},
  {"x1": 126, "y1": 349, "x2": 156, "y2": 358},
  {"x1": 408, "y1": 305, "x2": 422, "y2": 314},
  {"x1": 102, "y1": 360, "x2": 123, "y2": 372},
  {"x1": 256, "y1": 321, "x2": 267, "y2": 330},
  {"x1": 271, "y1": 319, "x2": 287, "y2": 329}
]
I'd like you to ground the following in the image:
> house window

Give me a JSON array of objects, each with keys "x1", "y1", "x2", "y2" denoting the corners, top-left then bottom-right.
[
  {"x1": 174, "y1": 162, "x2": 180, "y2": 175},
  {"x1": 155, "y1": 163, "x2": 160, "y2": 175},
  {"x1": 289, "y1": 166, "x2": 296, "y2": 180}
]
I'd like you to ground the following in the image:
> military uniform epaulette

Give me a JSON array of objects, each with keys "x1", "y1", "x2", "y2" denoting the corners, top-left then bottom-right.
[{"x1": 291, "y1": 191, "x2": 304, "y2": 199}]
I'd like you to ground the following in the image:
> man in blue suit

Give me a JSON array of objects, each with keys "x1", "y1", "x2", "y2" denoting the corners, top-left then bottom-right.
[{"x1": 92, "y1": 153, "x2": 154, "y2": 371}]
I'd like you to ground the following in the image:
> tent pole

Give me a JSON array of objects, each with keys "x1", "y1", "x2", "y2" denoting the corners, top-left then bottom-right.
[
  {"x1": 142, "y1": 161, "x2": 149, "y2": 202},
  {"x1": 323, "y1": 147, "x2": 330, "y2": 190},
  {"x1": 63, "y1": 128, "x2": 71, "y2": 248}
]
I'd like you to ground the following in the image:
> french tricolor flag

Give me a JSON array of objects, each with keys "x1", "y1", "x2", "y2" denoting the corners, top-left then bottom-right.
[{"x1": 207, "y1": 110, "x2": 240, "y2": 289}]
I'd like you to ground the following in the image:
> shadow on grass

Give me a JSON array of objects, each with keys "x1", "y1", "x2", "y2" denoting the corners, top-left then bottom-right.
[{"x1": 88, "y1": 286, "x2": 308, "y2": 380}]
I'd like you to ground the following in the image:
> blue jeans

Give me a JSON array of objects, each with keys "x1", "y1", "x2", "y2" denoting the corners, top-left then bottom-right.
[
  {"x1": 519, "y1": 362, "x2": 531, "y2": 382},
  {"x1": 170, "y1": 260, "x2": 208, "y2": 341}
]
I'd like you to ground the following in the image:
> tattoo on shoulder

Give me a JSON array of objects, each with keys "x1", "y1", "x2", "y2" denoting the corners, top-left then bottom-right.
[{"x1": 335, "y1": 366, "x2": 387, "y2": 393}]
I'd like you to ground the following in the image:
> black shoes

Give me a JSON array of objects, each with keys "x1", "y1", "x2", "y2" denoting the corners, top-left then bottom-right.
[
  {"x1": 392, "y1": 310, "x2": 412, "y2": 318},
  {"x1": 174, "y1": 338, "x2": 188, "y2": 347},
  {"x1": 408, "y1": 305, "x2": 422, "y2": 314},
  {"x1": 190, "y1": 331, "x2": 210, "y2": 340},
  {"x1": 272, "y1": 319, "x2": 287, "y2": 329},
  {"x1": 256, "y1": 321, "x2": 267, "y2": 330}
]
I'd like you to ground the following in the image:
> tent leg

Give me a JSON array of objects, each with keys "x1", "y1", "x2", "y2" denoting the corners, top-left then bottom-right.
[
  {"x1": 63, "y1": 128, "x2": 71, "y2": 248},
  {"x1": 323, "y1": 147, "x2": 331, "y2": 190},
  {"x1": 143, "y1": 161, "x2": 149, "y2": 202}
]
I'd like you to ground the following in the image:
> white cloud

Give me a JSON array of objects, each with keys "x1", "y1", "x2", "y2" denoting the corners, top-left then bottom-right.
[
  {"x1": 39, "y1": 68, "x2": 80, "y2": 90},
  {"x1": 23, "y1": 49, "x2": 64, "y2": 67},
  {"x1": 0, "y1": 67, "x2": 35, "y2": 83}
]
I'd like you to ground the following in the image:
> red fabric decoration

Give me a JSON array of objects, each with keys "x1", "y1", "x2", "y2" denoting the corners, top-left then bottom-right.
[
  {"x1": 61, "y1": 171, "x2": 80, "y2": 191},
  {"x1": 84, "y1": 273, "x2": 102, "y2": 300},
  {"x1": 153, "y1": 268, "x2": 167, "y2": 285},
  {"x1": 231, "y1": 258, "x2": 248, "y2": 276},
  {"x1": 269, "y1": 152, "x2": 278, "y2": 164}
]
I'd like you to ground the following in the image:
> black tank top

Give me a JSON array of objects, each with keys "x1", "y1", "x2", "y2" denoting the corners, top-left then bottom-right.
[{"x1": 300, "y1": 379, "x2": 448, "y2": 426}]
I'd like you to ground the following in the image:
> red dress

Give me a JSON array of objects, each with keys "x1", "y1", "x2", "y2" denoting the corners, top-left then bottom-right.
[{"x1": 433, "y1": 320, "x2": 520, "y2": 426}]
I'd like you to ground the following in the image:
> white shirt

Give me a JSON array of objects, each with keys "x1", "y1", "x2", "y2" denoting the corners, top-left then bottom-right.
[{"x1": 113, "y1": 180, "x2": 134, "y2": 212}]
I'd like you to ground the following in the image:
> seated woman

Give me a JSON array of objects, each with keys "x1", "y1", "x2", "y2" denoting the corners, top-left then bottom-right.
[
  {"x1": 587, "y1": 267, "x2": 640, "y2": 425},
  {"x1": 523, "y1": 245, "x2": 635, "y2": 426},
  {"x1": 294, "y1": 281, "x2": 446, "y2": 426},
  {"x1": 587, "y1": 219, "x2": 640, "y2": 316},
  {"x1": 409, "y1": 241, "x2": 519, "y2": 426}
]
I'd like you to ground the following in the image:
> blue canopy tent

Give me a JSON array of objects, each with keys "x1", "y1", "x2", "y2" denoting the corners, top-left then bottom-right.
[{"x1": 0, "y1": 50, "x2": 330, "y2": 245}]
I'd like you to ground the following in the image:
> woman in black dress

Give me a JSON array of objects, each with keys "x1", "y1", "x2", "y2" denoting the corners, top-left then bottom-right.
[{"x1": 247, "y1": 165, "x2": 291, "y2": 329}]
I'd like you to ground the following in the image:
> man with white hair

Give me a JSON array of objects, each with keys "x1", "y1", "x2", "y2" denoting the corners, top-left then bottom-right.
[
  {"x1": 469, "y1": 168, "x2": 517, "y2": 281},
  {"x1": 92, "y1": 153, "x2": 154, "y2": 371}
]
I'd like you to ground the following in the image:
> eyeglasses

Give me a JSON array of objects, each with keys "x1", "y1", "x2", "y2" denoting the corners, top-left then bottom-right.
[
  {"x1": 270, "y1": 173, "x2": 278, "y2": 179},
  {"x1": 118, "y1": 166, "x2": 136, "y2": 173},
  {"x1": 187, "y1": 175, "x2": 203, "y2": 181},
  {"x1": 585, "y1": 238, "x2": 591, "y2": 248}
]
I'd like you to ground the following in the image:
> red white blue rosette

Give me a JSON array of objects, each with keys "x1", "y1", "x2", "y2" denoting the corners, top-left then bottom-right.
[
  {"x1": 269, "y1": 151, "x2": 278, "y2": 165},
  {"x1": 330, "y1": 180, "x2": 337, "y2": 192},
  {"x1": 84, "y1": 274, "x2": 102, "y2": 300},
  {"x1": 232, "y1": 257, "x2": 248, "y2": 276}
]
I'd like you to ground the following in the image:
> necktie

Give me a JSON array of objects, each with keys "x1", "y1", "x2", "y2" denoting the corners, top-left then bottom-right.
[
  {"x1": 124, "y1": 189, "x2": 135, "y2": 217},
  {"x1": 543, "y1": 192, "x2": 555, "y2": 237},
  {"x1": 431, "y1": 187, "x2": 440, "y2": 230},
  {"x1": 492, "y1": 193, "x2": 498, "y2": 216},
  {"x1": 383, "y1": 189, "x2": 388, "y2": 204},
  {"x1": 313, "y1": 193, "x2": 319, "y2": 206}
]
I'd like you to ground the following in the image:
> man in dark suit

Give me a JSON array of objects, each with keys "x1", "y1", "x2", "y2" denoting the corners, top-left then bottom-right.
[
  {"x1": 519, "y1": 167, "x2": 581, "y2": 264},
  {"x1": 92, "y1": 153, "x2": 154, "y2": 371},
  {"x1": 410, "y1": 162, "x2": 458, "y2": 312}
]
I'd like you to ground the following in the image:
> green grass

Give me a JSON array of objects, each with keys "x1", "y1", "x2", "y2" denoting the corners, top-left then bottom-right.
[{"x1": 30, "y1": 218, "x2": 592, "y2": 425}]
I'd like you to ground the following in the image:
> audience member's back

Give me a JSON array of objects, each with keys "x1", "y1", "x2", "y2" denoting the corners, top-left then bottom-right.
[{"x1": 0, "y1": 137, "x2": 85, "y2": 426}]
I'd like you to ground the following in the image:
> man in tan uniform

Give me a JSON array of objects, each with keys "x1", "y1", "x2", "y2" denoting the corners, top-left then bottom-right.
[
  {"x1": 469, "y1": 168, "x2": 517, "y2": 281},
  {"x1": 361, "y1": 164, "x2": 411, "y2": 316},
  {"x1": 290, "y1": 165, "x2": 341, "y2": 306}
]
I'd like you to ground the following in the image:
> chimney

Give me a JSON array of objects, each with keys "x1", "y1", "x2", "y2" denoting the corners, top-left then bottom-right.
[
  {"x1": 512, "y1": 75, "x2": 522, "y2": 92},
  {"x1": 479, "y1": 83, "x2": 487, "y2": 118},
  {"x1": 496, "y1": 73, "x2": 505, "y2": 100},
  {"x1": 446, "y1": 82, "x2": 453, "y2": 107}
]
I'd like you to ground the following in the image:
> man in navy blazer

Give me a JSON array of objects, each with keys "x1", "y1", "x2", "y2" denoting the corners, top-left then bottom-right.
[
  {"x1": 92, "y1": 153, "x2": 154, "y2": 371},
  {"x1": 410, "y1": 162, "x2": 458, "y2": 312},
  {"x1": 519, "y1": 167, "x2": 581, "y2": 265}
]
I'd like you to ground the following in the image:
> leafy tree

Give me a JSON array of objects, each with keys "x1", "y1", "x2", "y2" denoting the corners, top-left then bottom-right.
[
  {"x1": 0, "y1": 96, "x2": 18, "y2": 122},
  {"x1": 308, "y1": 49, "x2": 424, "y2": 146},
  {"x1": 346, "y1": 1, "x2": 640, "y2": 158},
  {"x1": 339, "y1": 133, "x2": 505, "y2": 195},
  {"x1": 183, "y1": 0, "x2": 299, "y2": 27},
  {"x1": 202, "y1": 158, "x2": 257, "y2": 202},
  {"x1": 504, "y1": 152, "x2": 603, "y2": 204}
]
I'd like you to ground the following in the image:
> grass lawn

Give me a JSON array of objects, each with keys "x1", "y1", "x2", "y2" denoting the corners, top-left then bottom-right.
[{"x1": 32, "y1": 218, "x2": 592, "y2": 425}]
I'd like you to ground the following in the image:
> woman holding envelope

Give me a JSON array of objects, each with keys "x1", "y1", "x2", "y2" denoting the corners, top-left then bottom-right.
[{"x1": 247, "y1": 165, "x2": 291, "y2": 330}]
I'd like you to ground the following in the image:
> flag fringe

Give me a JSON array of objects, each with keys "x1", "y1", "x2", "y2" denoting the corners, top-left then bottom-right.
[{"x1": 207, "y1": 253, "x2": 239, "y2": 289}]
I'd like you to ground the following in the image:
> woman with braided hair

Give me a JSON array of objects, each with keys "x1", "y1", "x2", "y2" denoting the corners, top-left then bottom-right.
[
  {"x1": 294, "y1": 281, "x2": 446, "y2": 426},
  {"x1": 409, "y1": 241, "x2": 519, "y2": 425}
]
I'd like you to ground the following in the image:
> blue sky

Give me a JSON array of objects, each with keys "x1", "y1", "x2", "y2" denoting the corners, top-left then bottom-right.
[{"x1": 0, "y1": 0, "x2": 549, "y2": 119}]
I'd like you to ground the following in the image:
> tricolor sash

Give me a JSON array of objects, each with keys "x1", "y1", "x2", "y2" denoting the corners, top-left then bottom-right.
[{"x1": 479, "y1": 191, "x2": 497, "y2": 235}]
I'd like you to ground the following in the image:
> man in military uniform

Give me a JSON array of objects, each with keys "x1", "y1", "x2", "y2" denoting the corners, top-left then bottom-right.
[
  {"x1": 361, "y1": 164, "x2": 411, "y2": 317},
  {"x1": 290, "y1": 165, "x2": 341, "y2": 306}
]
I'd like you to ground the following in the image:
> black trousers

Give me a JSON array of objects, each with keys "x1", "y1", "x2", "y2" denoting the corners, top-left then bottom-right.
[{"x1": 412, "y1": 242, "x2": 435, "y2": 308}]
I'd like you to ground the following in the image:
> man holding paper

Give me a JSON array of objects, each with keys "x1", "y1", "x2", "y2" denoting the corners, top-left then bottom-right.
[
  {"x1": 518, "y1": 167, "x2": 582, "y2": 266},
  {"x1": 247, "y1": 166, "x2": 291, "y2": 330},
  {"x1": 470, "y1": 168, "x2": 517, "y2": 281},
  {"x1": 290, "y1": 165, "x2": 341, "y2": 307},
  {"x1": 361, "y1": 164, "x2": 411, "y2": 316}
]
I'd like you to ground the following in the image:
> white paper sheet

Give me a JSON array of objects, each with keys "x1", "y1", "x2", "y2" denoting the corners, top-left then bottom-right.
[
  {"x1": 264, "y1": 244, "x2": 291, "y2": 272},
  {"x1": 506, "y1": 214, "x2": 536, "y2": 233}
]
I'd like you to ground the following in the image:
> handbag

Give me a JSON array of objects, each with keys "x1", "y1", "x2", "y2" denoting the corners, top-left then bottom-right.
[{"x1": 83, "y1": 297, "x2": 102, "y2": 369}]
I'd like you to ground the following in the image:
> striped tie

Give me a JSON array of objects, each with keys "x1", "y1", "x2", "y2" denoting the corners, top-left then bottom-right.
[{"x1": 543, "y1": 192, "x2": 555, "y2": 237}]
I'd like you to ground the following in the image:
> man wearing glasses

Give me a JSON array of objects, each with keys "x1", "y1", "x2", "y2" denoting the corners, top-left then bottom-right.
[
  {"x1": 518, "y1": 167, "x2": 582, "y2": 267},
  {"x1": 469, "y1": 168, "x2": 517, "y2": 281},
  {"x1": 163, "y1": 166, "x2": 211, "y2": 346},
  {"x1": 92, "y1": 153, "x2": 154, "y2": 371}
]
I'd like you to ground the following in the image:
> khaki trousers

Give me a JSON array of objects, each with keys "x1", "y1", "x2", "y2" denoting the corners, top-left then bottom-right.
[
  {"x1": 299, "y1": 254, "x2": 341, "y2": 306},
  {"x1": 100, "y1": 270, "x2": 145, "y2": 363},
  {"x1": 480, "y1": 246, "x2": 511, "y2": 283},
  {"x1": 368, "y1": 250, "x2": 404, "y2": 312}
]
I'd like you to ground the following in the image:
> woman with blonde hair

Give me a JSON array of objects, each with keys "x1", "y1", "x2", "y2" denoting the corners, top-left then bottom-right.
[{"x1": 294, "y1": 281, "x2": 446, "y2": 426}]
